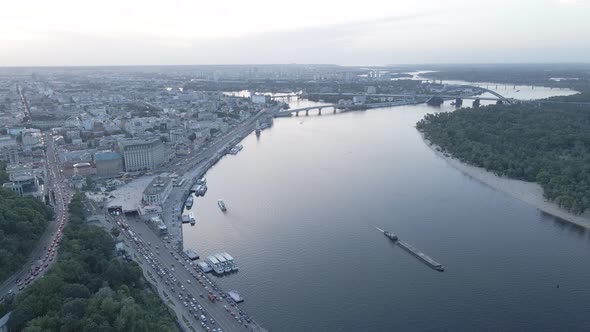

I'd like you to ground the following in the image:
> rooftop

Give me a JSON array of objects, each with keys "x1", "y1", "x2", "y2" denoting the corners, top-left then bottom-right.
[
  {"x1": 95, "y1": 151, "x2": 121, "y2": 161},
  {"x1": 143, "y1": 176, "x2": 172, "y2": 196},
  {"x1": 118, "y1": 138, "x2": 161, "y2": 149}
]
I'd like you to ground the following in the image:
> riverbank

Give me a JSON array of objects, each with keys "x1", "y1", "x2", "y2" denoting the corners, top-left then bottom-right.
[{"x1": 420, "y1": 133, "x2": 590, "y2": 229}]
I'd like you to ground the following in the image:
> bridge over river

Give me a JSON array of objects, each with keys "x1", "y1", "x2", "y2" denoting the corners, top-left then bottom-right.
[{"x1": 275, "y1": 86, "x2": 512, "y2": 117}]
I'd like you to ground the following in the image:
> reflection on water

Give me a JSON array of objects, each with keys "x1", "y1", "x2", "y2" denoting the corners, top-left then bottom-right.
[
  {"x1": 541, "y1": 211, "x2": 588, "y2": 236},
  {"x1": 182, "y1": 81, "x2": 590, "y2": 331}
]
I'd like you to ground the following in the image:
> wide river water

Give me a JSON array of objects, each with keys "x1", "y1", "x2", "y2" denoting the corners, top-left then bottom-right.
[{"x1": 184, "y1": 83, "x2": 590, "y2": 331}]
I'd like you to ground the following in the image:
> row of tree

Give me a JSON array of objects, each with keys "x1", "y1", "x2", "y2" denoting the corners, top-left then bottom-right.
[
  {"x1": 7, "y1": 193, "x2": 177, "y2": 332},
  {"x1": 416, "y1": 102, "x2": 590, "y2": 214},
  {"x1": 0, "y1": 161, "x2": 8, "y2": 184},
  {"x1": 0, "y1": 188, "x2": 53, "y2": 284}
]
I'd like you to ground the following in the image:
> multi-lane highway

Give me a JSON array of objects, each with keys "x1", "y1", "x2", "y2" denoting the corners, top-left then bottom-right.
[
  {"x1": 0, "y1": 133, "x2": 72, "y2": 301},
  {"x1": 105, "y1": 211, "x2": 262, "y2": 332}
]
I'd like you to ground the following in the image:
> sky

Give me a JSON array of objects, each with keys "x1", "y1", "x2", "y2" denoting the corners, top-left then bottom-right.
[{"x1": 1, "y1": 0, "x2": 589, "y2": 66}]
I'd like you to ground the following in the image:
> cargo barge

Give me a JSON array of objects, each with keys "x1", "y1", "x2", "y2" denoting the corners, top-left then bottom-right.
[
  {"x1": 397, "y1": 240, "x2": 444, "y2": 272},
  {"x1": 375, "y1": 226, "x2": 444, "y2": 272}
]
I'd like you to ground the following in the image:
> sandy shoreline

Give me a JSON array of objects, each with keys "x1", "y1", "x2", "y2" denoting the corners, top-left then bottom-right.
[{"x1": 420, "y1": 134, "x2": 590, "y2": 229}]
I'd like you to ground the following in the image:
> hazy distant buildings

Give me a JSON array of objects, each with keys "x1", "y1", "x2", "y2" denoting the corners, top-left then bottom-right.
[
  {"x1": 251, "y1": 94, "x2": 270, "y2": 104},
  {"x1": 118, "y1": 138, "x2": 170, "y2": 172},
  {"x1": 21, "y1": 128, "x2": 43, "y2": 151},
  {"x1": 353, "y1": 95, "x2": 367, "y2": 104},
  {"x1": 0, "y1": 136, "x2": 19, "y2": 163}
]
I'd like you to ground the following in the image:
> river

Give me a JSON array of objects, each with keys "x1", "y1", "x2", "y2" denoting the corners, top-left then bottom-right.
[{"x1": 183, "y1": 83, "x2": 590, "y2": 331}]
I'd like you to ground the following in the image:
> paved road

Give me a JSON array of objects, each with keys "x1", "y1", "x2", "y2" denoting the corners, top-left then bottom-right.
[
  {"x1": 0, "y1": 133, "x2": 72, "y2": 301},
  {"x1": 85, "y1": 201, "x2": 199, "y2": 332},
  {"x1": 107, "y1": 212, "x2": 260, "y2": 331}
]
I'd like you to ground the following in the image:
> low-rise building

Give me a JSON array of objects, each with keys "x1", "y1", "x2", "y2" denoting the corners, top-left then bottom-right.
[
  {"x1": 252, "y1": 94, "x2": 270, "y2": 104},
  {"x1": 2, "y1": 164, "x2": 44, "y2": 198},
  {"x1": 142, "y1": 176, "x2": 172, "y2": 205}
]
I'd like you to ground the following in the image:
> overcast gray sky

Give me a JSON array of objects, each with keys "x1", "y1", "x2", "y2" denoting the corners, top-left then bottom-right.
[{"x1": 1, "y1": 0, "x2": 589, "y2": 66}]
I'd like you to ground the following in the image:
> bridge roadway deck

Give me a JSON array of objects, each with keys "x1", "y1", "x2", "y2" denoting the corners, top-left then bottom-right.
[{"x1": 303, "y1": 92, "x2": 504, "y2": 101}]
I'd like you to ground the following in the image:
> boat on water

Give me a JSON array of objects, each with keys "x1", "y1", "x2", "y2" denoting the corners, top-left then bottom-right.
[
  {"x1": 218, "y1": 255, "x2": 233, "y2": 273},
  {"x1": 255, "y1": 120, "x2": 261, "y2": 136},
  {"x1": 192, "y1": 184, "x2": 207, "y2": 196},
  {"x1": 181, "y1": 215, "x2": 190, "y2": 224},
  {"x1": 185, "y1": 196, "x2": 193, "y2": 209},
  {"x1": 206, "y1": 252, "x2": 238, "y2": 275},
  {"x1": 384, "y1": 231, "x2": 398, "y2": 241},
  {"x1": 222, "y1": 252, "x2": 238, "y2": 271},
  {"x1": 189, "y1": 213, "x2": 196, "y2": 226},
  {"x1": 228, "y1": 144, "x2": 243, "y2": 155},
  {"x1": 375, "y1": 226, "x2": 444, "y2": 272},
  {"x1": 213, "y1": 265, "x2": 225, "y2": 275},
  {"x1": 217, "y1": 199, "x2": 227, "y2": 212},
  {"x1": 207, "y1": 255, "x2": 225, "y2": 275}
]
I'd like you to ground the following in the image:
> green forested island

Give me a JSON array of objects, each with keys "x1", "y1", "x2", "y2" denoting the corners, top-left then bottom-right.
[
  {"x1": 0, "y1": 187, "x2": 53, "y2": 284},
  {"x1": 416, "y1": 102, "x2": 590, "y2": 214},
  {"x1": 7, "y1": 193, "x2": 177, "y2": 332}
]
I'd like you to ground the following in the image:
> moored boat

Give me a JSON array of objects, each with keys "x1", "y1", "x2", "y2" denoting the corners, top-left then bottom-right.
[{"x1": 185, "y1": 196, "x2": 193, "y2": 209}]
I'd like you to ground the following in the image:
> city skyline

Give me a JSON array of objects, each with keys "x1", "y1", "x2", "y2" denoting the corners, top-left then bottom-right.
[{"x1": 2, "y1": 0, "x2": 590, "y2": 66}]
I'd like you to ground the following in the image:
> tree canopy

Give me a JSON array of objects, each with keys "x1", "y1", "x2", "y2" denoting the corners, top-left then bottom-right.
[
  {"x1": 0, "y1": 188, "x2": 53, "y2": 283},
  {"x1": 0, "y1": 161, "x2": 9, "y2": 184},
  {"x1": 7, "y1": 193, "x2": 176, "y2": 332},
  {"x1": 417, "y1": 102, "x2": 590, "y2": 214}
]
